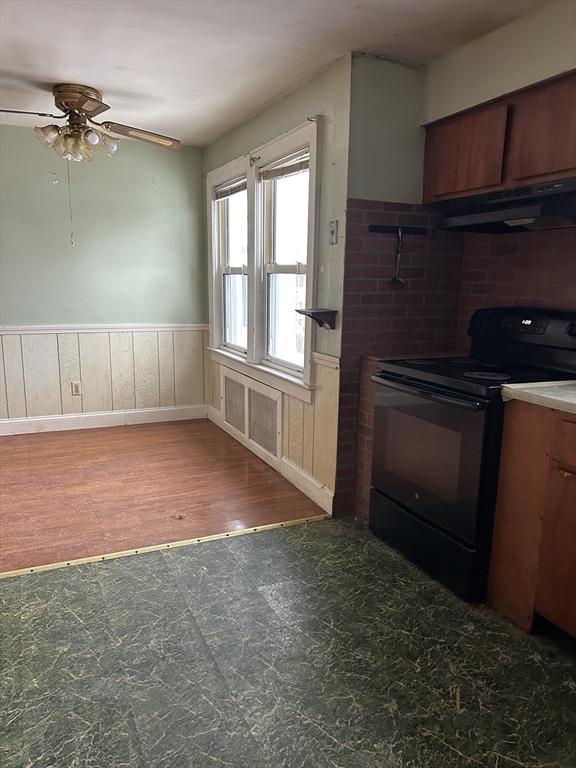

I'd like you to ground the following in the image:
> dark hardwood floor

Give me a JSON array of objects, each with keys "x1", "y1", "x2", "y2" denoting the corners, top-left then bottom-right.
[{"x1": 0, "y1": 420, "x2": 324, "y2": 573}]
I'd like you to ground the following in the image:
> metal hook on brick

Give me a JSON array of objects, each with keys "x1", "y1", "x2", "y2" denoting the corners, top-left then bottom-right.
[{"x1": 367, "y1": 224, "x2": 429, "y2": 287}]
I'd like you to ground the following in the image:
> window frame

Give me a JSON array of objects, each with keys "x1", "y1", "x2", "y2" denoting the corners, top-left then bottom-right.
[
  {"x1": 218, "y1": 187, "x2": 249, "y2": 354},
  {"x1": 259, "y1": 153, "x2": 310, "y2": 376},
  {"x1": 207, "y1": 120, "x2": 319, "y2": 392}
]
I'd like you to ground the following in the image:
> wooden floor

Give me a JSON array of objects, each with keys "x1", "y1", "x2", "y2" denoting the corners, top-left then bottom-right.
[{"x1": 0, "y1": 420, "x2": 324, "y2": 573}]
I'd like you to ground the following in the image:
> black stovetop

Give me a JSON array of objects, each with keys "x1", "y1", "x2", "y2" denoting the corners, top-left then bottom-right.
[
  {"x1": 377, "y1": 356, "x2": 575, "y2": 398},
  {"x1": 377, "y1": 307, "x2": 576, "y2": 398}
]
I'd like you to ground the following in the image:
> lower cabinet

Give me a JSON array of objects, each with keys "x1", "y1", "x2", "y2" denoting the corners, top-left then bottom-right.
[
  {"x1": 488, "y1": 400, "x2": 576, "y2": 637},
  {"x1": 535, "y1": 465, "x2": 576, "y2": 636}
]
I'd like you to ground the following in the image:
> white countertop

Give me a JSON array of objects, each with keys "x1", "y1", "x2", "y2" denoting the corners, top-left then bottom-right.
[{"x1": 502, "y1": 381, "x2": 576, "y2": 415}]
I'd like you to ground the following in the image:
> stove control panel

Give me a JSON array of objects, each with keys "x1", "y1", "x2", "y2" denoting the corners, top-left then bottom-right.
[
  {"x1": 468, "y1": 307, "x2": 576, "y2": 370},
  {"x1": 501, "y1": 315, "x2": 549, "y2": 334}
]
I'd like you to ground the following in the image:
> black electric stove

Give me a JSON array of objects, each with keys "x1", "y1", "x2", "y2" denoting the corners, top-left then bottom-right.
[{"x1": 369, "y1": 307, "x2": 576, "y2": 601}]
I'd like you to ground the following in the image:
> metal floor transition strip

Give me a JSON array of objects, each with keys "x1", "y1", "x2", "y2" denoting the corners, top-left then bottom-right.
[{"x1": 0, "y1": 514, "x2": 329, "y2": 579}]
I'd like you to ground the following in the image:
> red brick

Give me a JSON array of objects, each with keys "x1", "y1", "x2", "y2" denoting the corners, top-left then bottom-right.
[{"x1": 349, "y1": 198, "x2": 384, "y2": 210}]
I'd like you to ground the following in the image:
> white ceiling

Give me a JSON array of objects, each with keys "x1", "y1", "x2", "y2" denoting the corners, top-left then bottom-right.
[{"x1": 0, "y1": 0, "x2": 543, "y2": 146}]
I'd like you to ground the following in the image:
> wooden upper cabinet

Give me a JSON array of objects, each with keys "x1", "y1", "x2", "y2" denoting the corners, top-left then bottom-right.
[
  {"x1": 423, "y1": 71, "x2": 576, "y2": 202},
  {"x1": 507, "y1": 72, "x2": 576, "y2": 180},
  {"x1": 423, "y1": 103, "x2": 508, "y2": 200}
]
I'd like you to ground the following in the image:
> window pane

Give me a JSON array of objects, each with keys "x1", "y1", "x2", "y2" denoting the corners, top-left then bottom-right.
[
  {"x1": 273, "y1": 170, "x2": 309, "y2": 265},
  {"x1": 227, "y1": 189, "x2": 247, "y2": 267},
  {"x1": 224, "y1": 274, "x2": 247, "y2": 350},
  {"x1": 267, "y1": 273, "x2": 306, "y2": 369}
]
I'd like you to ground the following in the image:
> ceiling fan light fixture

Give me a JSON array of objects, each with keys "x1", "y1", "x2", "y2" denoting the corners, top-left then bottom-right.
[
  {"x1": 4, "y1": 84, "x2": 181, "y2": 161},
  {"x1": 34, "y1": 124, "x2": 61, "y2": 146},
  {"x1": 51, "y1": 128, "x2": 94, "y2": 162}
]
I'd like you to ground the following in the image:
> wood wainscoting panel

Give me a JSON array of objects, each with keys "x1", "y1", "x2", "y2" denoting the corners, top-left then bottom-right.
[
  {"x1": 211, "y1": 362, "x2": 221, "y2": 411},
  {"x1": 110, "y1": 332, "x2": 136, "y2": 411},
  {"x1": 2, "y1": 335, "x2": 26, "y2": 418},
  {"x1": 133, "y1": 331, "x2": 160, "y2": 409},
  {"x1": 282, "y1": 396, "x2": 290, "y2": 458},
  {"x1": 1, "y1": 326, "x2": 209, "y2": 424},
  {"x1": 287, "y1": 396, "x2": 304, "y2": 467},
  {"x1": 0, "y1": 340, "x2": 8, "y2": 419},
  {"x1": 312, "y1": 364, "x2": 339, "y2": 491},
  {"x1": 79, "y1": 333, "x2": 113, "y2": 413},
  {"x1": 158, "y1": 331, "x2": 175, "y2": 407},
  {"x1": 202, "y1": 331, "x2": 211, "y2": 406},
  {"x1": 174, "y1": 331, "x2": 203, "y2": 405},
  {"x1": 58, "y1": 333, "x2": 82, "y2": 414},
  {"x1": 302, "y1": 400, "x2": 315, "y2": 476},
  {"x1": 21, "y1": 334, "x2": 61, "y2": 417}
]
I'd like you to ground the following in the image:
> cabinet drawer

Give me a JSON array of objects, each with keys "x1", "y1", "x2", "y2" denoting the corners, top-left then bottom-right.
[{"x1": 551, "y1": 416, "x2": 576, "y2": 470}]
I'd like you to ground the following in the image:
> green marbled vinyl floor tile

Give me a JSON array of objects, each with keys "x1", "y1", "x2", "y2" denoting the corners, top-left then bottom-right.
[{"x1": 1, "y1": 519, "x2": 575, "y2": 767}]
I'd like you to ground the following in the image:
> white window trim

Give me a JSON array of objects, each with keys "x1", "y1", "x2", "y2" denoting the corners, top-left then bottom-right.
[
  {"x1": 206, "y1": 119, "x2": 320, "y2": 398},
  {"x1": 207, "y1": 156, "x2": 249, "y2": 359}
]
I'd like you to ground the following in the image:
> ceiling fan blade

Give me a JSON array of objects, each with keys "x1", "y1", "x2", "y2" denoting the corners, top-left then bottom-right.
[
  {"x1": 0, "y1": 108, "x2": 65, "y2": 119},
  {"x1": 101, "y1": 121, "x2": 181, "y2": 150}
]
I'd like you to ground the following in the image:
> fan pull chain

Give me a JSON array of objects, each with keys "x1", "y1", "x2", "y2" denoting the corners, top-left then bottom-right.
[{"x1": 66, "y1": 161, "x2": 76, "y2": 247}]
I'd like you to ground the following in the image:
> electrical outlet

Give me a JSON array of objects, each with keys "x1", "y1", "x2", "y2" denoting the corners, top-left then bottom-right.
[{"x1": 71, "y1": 381, "x2": 82, "y2": 397}]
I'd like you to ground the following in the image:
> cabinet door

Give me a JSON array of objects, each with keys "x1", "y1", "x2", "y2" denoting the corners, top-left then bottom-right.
[
  {"x1": 507, "y1": 72, "x2": 576, "y2": 180},
  {"x1": 423, "y1": 102, "x2": 508, "y2": 200},
  {"x1": 535, "y1": 465, "x2": 576, "y2": 637}
]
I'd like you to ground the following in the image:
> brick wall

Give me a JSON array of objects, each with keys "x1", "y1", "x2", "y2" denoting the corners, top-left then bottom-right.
[
  {"x1": 333, "y1": 199, "x2": 462, "y2": 516},
  {"x1": 455, "y1": 228, "x2": 576, "y2": 349},
  {"x1": 336, "y1": 198, "x2": 576, "y2": 523},
  {"x1": 353, "y1": 357, "x2": 380, "y2": 522}
]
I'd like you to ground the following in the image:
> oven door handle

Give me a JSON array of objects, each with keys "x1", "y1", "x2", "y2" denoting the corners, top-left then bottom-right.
[
  {"x1": 373, "y1": 376, "x2": 487, "y2": 411},
  {"x1": 427, "y1": 393, "x2": 485, "y2": 411}
]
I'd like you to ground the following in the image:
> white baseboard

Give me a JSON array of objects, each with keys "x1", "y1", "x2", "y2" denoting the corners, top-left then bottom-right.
[
  {"x1": 206, "y1": 405, "x2": 333, "y2": 514},
  {"x1": 279, "y1": 457, "x2": 334, "y2": 515},
  {"x1": 125, "y1": 406, "x2": 206, "y2": 425},
  {"x1": 0, "y1": 405, "x2": 207, "y2": 436}
]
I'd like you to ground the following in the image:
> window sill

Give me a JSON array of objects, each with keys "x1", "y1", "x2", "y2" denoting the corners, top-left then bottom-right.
[{"x1": 208, "y1": 347, "x2": 314, "y2": 403}]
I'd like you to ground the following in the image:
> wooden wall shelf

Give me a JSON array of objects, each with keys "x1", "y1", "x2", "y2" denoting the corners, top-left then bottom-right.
[{"x1": 296, "y1": 309, "x2": 337, "y2": 330}]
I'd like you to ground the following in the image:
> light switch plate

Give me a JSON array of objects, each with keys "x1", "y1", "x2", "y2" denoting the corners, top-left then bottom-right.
[{"x1": 329, "y1": 220, "x2": 338, "y2": 245}]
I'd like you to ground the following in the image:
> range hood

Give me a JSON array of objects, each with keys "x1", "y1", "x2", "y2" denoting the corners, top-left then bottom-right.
[{"x1": 439, "y1": 178, "x2": 576, "y2": 234}]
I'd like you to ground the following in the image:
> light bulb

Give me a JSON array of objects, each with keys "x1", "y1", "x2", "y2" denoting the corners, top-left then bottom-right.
[
  {"x1": 83, "y1": 129, "x2": 100, "y2": 146},
  {"x1": 34, "y1": 124, "x2": 61, "y2": 146},
  {"x1": 101, "y1": 133, "x2": 119, "y2": 157}
]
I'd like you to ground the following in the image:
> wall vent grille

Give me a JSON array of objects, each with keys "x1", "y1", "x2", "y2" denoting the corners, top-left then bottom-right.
[
  {"x1": 220, "y1": 367, "x2": 281, "y2": 459},
  {"x1": 224, "y1": 377, "x2": 245, "y2": 433},
  {"x1": 249, "y1": 389, "x2": 278, "y2": 456}
]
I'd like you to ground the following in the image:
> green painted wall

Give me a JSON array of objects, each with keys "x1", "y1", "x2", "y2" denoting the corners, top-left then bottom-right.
[
  {"x1": 0, "y1": 125, "x2": 206, "y2": 325},
  {"x1": 348, "y1": 55, "x2": 424, "y2": 203}
]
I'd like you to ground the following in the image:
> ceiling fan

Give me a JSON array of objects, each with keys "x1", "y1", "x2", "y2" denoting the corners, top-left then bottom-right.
[{"x1": 0, "y1": 83, "x2": 182, "y2": 162}]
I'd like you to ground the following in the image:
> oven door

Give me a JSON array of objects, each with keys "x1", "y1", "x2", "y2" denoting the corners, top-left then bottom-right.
[{"x1": 372, "y1": 375, "x2": 490, "y2": 546}]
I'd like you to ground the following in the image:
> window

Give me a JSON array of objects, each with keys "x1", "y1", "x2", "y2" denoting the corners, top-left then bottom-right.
[
  {"x1": 214, "y1": 178, "x2": 248, "y2": 351},
  {"x1": 208, "y1": 121, "x2": 318, "y2": 388},
  {"x1": 261, "y1": 150, "x2": 310, "y2": 371}
]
